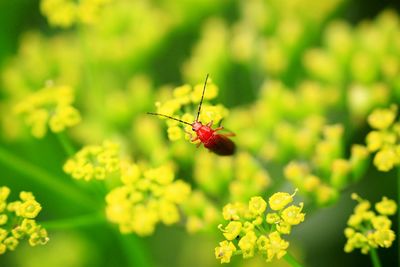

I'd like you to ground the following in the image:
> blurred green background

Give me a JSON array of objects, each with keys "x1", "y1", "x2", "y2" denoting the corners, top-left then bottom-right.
[{"x1": 1, "y1": 0, "x2": 400, "y2": 267}]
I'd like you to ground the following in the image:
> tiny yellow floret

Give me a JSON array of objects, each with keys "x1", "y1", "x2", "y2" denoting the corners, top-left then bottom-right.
[
  {"x1": 367, "y1": 106, "x2": 397, "y2": 130},
  {"x1": 215, "y1": 241, "x2": 236, "y2": 263},
  {"x1": 248, "y1": 196, "x2": 267, "y2": 215},
  {"x1": 375, "y1": 196, "x2": 397, "y2": 215},
  {"x1": 268, "y1": 190, "x2": 296, "y2": 211},
  {"x1": 219, "y1": 221, "x2": 242, "y2": 241},
  {"x1": 0, "y1": 187, "x2": 48, "y2": 255}
]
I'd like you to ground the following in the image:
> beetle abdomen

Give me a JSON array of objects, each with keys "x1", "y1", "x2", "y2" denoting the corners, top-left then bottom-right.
[{"x1": 204, "y1": 134, "x2": 236, "y2": 156}]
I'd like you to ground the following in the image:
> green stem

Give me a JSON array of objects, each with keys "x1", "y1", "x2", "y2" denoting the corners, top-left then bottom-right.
[
  {"x1": 369, "y1": 247, "x2": 382, "y2": 267},
  {"x1": 41, "y1": 212, "x2": 105, "y2": 229},
  {"x1": 283, "y1": 252, "x2": 304, "y2": 267},
  {"x1": 0, "y1": 146, "x2": 97, "y2": 210},
  {"x1": 113, "y1": 228, "x2": 154, "y2": 267},
  {"x1": 56, "y1": 132, "x2": 76, "y2": 157}
]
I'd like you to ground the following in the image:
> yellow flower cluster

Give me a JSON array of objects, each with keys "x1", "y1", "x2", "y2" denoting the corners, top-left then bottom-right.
[
  {"x1": 0, "y1": 186, "x2": 49, "y2": 255},
  {"x1": 228, "y1": 80, "x2": 340, "y2": 162},
  {"x1": 365, "y1": 105, "x2": 400, "y2": 172},
  {"x1": 302, "y1": 10, "x2": 399, "y2": 120},
  {"x1": 215, "y1": 191, "x2": 305, "y2": 263},
  {"x1": 285, "y1": 130, "x2": 369, "y2": 206},
  {"x1": 63, "y1": 140, "x2": 120, "y2": 181},
  {"x1": 285, "y1": 161, "x2": 337, "y2": 206},
  {"x1": 183, "y1": 0, "x2": 344, "y2": 81},
  {"x1": 344, "y1": 193, "x2": 397, "y2": 254},
  {"x1": 14, "y1": 84, "x2": 81, "y2": 138},
  {"x1": 305, "y1": 10, "x2": 399, "y2": 85},
  {"x1": 154, "y1": 78, "x2": 228, "y2": 142},
  {"x1": 106, "y1": 162, "x2": 191, "y2": 236},
  {"x1": 40, "y1": 0, "x2": 112, "y2": 28}
]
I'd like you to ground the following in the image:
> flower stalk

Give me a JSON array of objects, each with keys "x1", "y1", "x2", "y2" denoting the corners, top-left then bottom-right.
[
  {"x1": 369, "y1": 248, "x2": 382, "y2": 267},
  {"x1": 283, "y1": 252, "x2": 304, "y2": 267},
  {"x1": 41, "y1": 212, "x2": 106, "y2": 229},
  {"x1": 0, "y1": 146, "x2": 96, "y2": 210},
  {"x1": 56, "y1": 132, "x2": 76, "y2": 157}
]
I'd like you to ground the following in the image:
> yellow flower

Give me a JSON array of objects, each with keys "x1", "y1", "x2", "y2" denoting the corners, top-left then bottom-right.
[
  {"x1": 268, "y1": 190, "x2": 296, "y2": 211},
  {"x1": 265, "y1": 231, "x2": 289, "y2": 262},
  {"x1": 215, "y1": 241, "x2": 236, "y2": 263},
  {"x1": 14, "y1": 84, "x2": 81, "y2": 138},
  {"x1": 281, "y1": 203, "x2": 305, "y2": 225},
  {"x1": 266, "y1": 213, "x2": 280, "y2": 224},
  {"x1": 158, "y1": 200, "x2": 180, "y2": 225},
  {"x1": 371, "y1": 216, "x2": 391, "y2": 230},
  {"x1": 173, "y1": 85, "x2": 191, "y2": 99},
  {"x1": 248, "y1": 196, "x2": 267, "y2": 216},
  {"x1": 167, "y1": 126, "x2": 183, "y2": 141},
  {"x1": 191, "y1": 81, "x2": 218, "y2": 103},
  {"x1": 252, "y1": 216, "x2": 263, "y2": 226},
  {"x1": 40, "y1": 0, "x2": 111, "y2": 28},
  {"x1": 40, "y1": 0, "x2": 77, "y2": 28},
  {"x1": 375, "y1": 196, "x2": 397, "y2": 215},
  {"x1": 28, "y1": 227, "x2": 49, "y2": 246},
  {"x1": 17, "y1": 199, "x2": 42, "y2": 219},
  {"x1": 238, "y1": 231, "x2": 257, "y2": 258},
  {"x1": 145, "y1": 164, "x2": 175, "y2": 185},
  {"x1": 163, "y1": 180, "x2": 191, "y2": 204},
  {"x1": 284, "y1": 162, "x2": 308, "y2": 181},
  {"x1": 367, "y1": 106, "x2": 397, "y2": 130},
  {"x1": 0, "y1": 229, "x2": 7, "y2": 242},
  {"x1": 186, "y1": 216, "x2": 203, "y2": 234},
  {"x1": 373, "y1": 229, "x2": 395, "y2": 248},
  {"x1": 276, "y1": 222, "x2": 292, "y2": 234},
  {"x1": 130, "y1": 204, "x2": 159, "y2": 236},
  {"x1": 3, "y1": 237, "x2": 19, "y2": 251},
  {"x1": 222, "y1": 202, "x2": 245, "y2": 221},
  {"x1": 216, "y1": 192, "x2": 304, "y2": 263},
  {"x1": 106, "y1": 162, "x2": 191, "y2": 236},
  {"x1": 365, "y1": 131, "x2": 384, "y2": 152},
  {"x1": 0, "y1": 214, "x2": 7, "y2": 227},
  {"x1": 257, "y1": 235, "x2": 268, "y2": 251},
  {"x1": 19, "y1": 192, "x2": 35, "y2": 201},
  {"x1": 20, "y1": 219, "x2": 38, "y2": 235},
  {"x1": 120, "y1": 161, "x2": 141, "y2": 185},
  {"x1": 0, "y1": 187, "x2": 10, "y2": 202},
  {"x1": 0, "y1": 187, "x2": 48, "y2": 254},
  {"x1": 63, "y1": 140, "x2": 120, "y2": 181},
  {"x1": 219, "y1": 221, "x2": 242, "y2": 241},
  {"x1": 373, "y1": 148, "x2": 399, "y2": 172},
  {"x1": 350, "y1": 145, "x2": 370, "y2": 161},
  {"x1": 345, "y1": 193, "x2": 396, "y2": 254}
]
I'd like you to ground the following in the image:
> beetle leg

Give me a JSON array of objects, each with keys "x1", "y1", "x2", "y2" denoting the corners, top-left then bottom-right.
[
  {"x1": 184, "y1": 129, "x2": 195, "y2": 141},
  {"x1": 216, "y1": 128, "x2": 235, "y2": 137},
  {"x1": 196, "y1": 142, "x2": 202, "y2": 148},
  {"x1": 186, "y1": 130, "x2": 200, "y2": 142},
  {"x1": 214, "y1": 125, "x2": 235, "y2": 136},
  {"x1": 206, "y1": 120, "x2": 214, "y2": 127}
]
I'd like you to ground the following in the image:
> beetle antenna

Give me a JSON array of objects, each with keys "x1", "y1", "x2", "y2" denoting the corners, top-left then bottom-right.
[
  {"x1": 195, "y1": 74, "x2": 209, "y2": 122},
  {"x1": 147, "y1": 112, "x2": 192, "y2": 126}
]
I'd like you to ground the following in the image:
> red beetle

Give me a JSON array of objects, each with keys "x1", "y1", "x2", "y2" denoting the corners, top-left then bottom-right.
[{"x1": 148, "y1": 74, "x2": 236, "y2": 156}]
